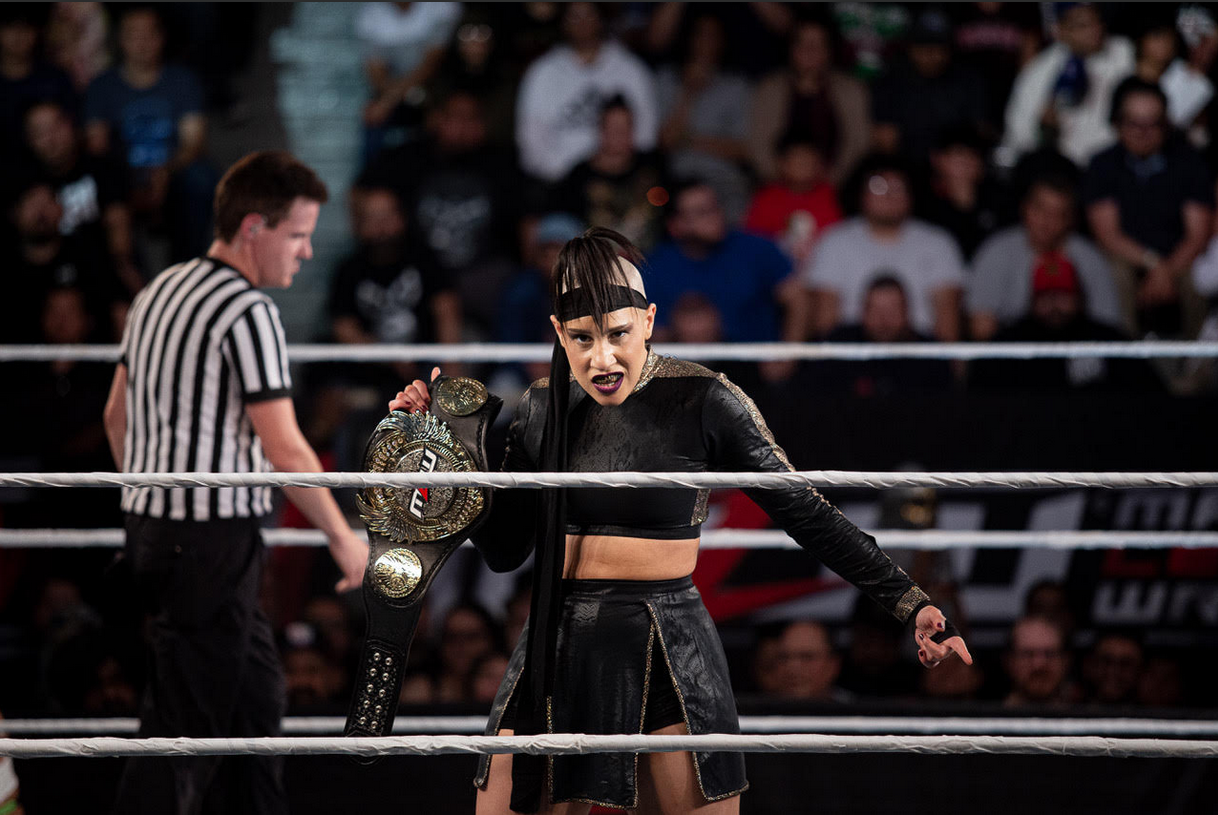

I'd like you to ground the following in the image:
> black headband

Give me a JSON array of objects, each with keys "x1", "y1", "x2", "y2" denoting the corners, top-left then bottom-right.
[{"x1": 555, "y1": 284, "x2": 649, "y2": 322}]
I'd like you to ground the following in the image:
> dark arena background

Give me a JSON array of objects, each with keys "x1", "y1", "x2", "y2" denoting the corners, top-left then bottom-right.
[{"x1": 2, "y1": 3, "x2": 1217, "y2": 814}]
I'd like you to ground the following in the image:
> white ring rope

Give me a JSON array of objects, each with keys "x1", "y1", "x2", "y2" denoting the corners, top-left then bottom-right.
[
  {"x1": 5, "y1": 716, "x2": 1217, "y2": 738},
  {"x1": 0, "y1": 734, "x2": 1214, "y2": 760},
  {"x1": 2, "y1": 528, "x2": 1215, "y2": 551},
  {"x1": 3, "y1": 341, "x2": 1218, "y2": 363},
  {"x1": 3, "y1": 470, "x2": 1218, "y2": 490}
]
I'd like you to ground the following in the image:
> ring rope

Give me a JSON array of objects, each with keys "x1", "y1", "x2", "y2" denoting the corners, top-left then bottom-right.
[
  {"x1": 0, "y1": 734, "x2": 1214, "y2": 760},
  {"x1": 2, "y1": 470, "x2": 1218, "y2": 490},
  {"x1": 0, "y1": 734, "x2": 1215, "y2": 759},
  {"x1": 5, "y1": 716, "x2": 1217, "y2": 738},
  {"x1": 1, "y1": 528, "x2": 1214, "y2": 551},
  {"x1": 3, "y1": 341, "x2": 1218, "y2": 364}
]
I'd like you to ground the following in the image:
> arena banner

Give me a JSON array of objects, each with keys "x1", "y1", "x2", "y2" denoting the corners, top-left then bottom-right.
[{"x1": 694, "y1": 487, "x2": 1218, "y2": 645}]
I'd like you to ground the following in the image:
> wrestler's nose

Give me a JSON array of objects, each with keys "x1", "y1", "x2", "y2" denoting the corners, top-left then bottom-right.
[{"x1": 591, "y1": 339, "x2": 615, "y2": 370}]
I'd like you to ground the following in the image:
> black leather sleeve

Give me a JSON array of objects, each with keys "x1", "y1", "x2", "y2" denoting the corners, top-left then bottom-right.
[
  {"x1": 701, "y1": 376, "x2": 931, "y2": 624},
  {"x1": 470, "y1": 385, "x2": 540, "y2": 573}
]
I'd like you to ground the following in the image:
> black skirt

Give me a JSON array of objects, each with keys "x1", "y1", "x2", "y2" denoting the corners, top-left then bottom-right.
[{"x1": 474, "y1": 576, "x2": 748, "y2": 809}]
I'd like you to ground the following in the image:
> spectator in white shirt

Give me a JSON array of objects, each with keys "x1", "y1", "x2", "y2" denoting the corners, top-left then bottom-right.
[
  {"x1": 995, "y1": 3, "x2": 1134, "y2": 169},
  {"x1": 803, "y1": 154, "x2": 965, "y2": 341},
  {"x1": 515, "y1": 3, "x2": 657, "y2": 183}
]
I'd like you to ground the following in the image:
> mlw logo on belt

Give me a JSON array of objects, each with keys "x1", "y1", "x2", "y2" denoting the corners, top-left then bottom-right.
[{"x1": 408, "y1": 447, "x2": 439, "y2": 519}]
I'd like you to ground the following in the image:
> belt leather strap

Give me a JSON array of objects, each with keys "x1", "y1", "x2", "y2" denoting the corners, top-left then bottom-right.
[{"x1": 345, "y1": 376, "x2": 502, "y2": 747}]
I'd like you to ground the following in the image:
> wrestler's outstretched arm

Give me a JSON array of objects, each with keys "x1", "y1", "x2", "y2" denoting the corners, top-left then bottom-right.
[{"x1": 701, "y1": 375, "x2": 971, "y2": 669}]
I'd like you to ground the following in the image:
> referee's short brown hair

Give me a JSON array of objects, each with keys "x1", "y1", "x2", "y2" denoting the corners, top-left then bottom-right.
[{"x1": 213, "y1": 151, "x2": 329, "y2": 242}]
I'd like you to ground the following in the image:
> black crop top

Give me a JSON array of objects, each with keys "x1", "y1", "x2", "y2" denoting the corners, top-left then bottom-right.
[{"x1": 470, "y1": 351, "x2": 931, "y2": 624}]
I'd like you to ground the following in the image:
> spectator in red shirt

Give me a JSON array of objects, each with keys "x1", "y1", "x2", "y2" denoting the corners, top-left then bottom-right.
[{"x1": 744, "y1": 133, "x2": 842, "y2": 267}]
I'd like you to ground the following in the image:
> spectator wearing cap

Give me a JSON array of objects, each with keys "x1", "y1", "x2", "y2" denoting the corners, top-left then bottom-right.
[
  {"x1": 871, "y1": 8, "x2": 989, "y2": 162},
  {"x1": 1083, "y1": 77, "x2": 1214, "y2": 340},
  {"x1": 969, "y1": 249, "x2": 1163, "y2": 391},
  {"x1": 515, "y1": 3, "x2": 657, "y2": 184},
  {"x1": 744, "y1": 133, "x2": 842, "y2": 268},
  {"x1": 969, "y1": 175, "x2": 1121, "y2": 340},
  {"x1": 803, "y1": 154, "x2": 966, "y2": 342},
  {"x1": 997, "y1": 3, "x2": 1134, "y2": 170},
  {"x1": 750, "y1": 19, "x2": 871, "y2": 187},
  {"x1": 918, "y1": 126, "x2": 1005, "y2": 260}
]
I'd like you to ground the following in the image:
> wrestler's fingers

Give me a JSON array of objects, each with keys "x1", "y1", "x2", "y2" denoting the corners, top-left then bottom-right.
[
  {"x1": 430, "y1": 366, "x2": 441, "y2": 382},
  {"x1": 918, "y1": 631, "x2": 973, "y2": 667},
  {"x1": 916, "y1": 631, "x2": 947, "y2": 667},
  {"x1": 405, "y1": 385, "x2": 431, "y2": 413},
  {"x1": 945, "y1": 636, "x2": 974, "y2": 666}
]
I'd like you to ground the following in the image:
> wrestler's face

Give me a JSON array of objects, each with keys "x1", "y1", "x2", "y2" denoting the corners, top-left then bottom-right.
[
  {"x1": 247, "y1": 197, "x2": 319, "y2": 289},
  {"x1": 552, "y1": 305, "x2": 656, "y2": 406}
]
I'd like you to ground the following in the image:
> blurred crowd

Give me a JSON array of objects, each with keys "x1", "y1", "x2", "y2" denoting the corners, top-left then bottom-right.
[
  {"x1": 3, "y1": 1, "x2": 1218, "y2": 723},
  {"x1": 2, "y1": 564, "x2": 1207, "y2": 719}
]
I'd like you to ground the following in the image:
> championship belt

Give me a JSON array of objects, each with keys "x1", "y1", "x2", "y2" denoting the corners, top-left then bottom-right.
[{"x1": 344, "y1": 375, "x2": 502, "y2": 745}]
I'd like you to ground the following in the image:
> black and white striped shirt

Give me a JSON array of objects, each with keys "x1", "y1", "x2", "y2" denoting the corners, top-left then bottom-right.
[{"x1": 119, "y1": 257, "x2": 292, "y2": 520}]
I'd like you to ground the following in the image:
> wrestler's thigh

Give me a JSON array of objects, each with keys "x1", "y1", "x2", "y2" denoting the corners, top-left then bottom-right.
[
  {"x1": 475, "y1": 729, "x2": 591, "y2": 815},
  {"x1": 636, "y1": 723, "x2": 740, "y2": 815}
]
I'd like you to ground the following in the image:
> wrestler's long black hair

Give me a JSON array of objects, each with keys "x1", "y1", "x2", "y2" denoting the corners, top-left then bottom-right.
[{"x1": 512, "y1": 227, "x2": 646, "y2": 812}]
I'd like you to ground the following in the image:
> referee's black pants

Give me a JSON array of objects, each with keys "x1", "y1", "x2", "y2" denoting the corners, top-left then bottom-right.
[{"x1": 113, "y1": 515, "x2": 287, "y2": 815}]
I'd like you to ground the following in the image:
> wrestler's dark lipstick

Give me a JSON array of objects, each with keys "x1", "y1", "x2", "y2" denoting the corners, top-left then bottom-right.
[{"x1": 591, "y1": 372, "x2": 624, "y2": 394}]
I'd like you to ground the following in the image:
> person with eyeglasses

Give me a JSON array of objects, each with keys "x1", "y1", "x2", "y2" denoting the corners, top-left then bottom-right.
[
  {"x1": 1003, "y1": 615, "x2": 1076, "y2": 707},
  {"x1": 1083, "y1": 77, "x2": 1214, "y2": 342}
]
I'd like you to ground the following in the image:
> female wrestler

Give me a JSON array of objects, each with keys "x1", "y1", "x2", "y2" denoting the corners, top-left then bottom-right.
[{"x1": 389, "y1": 228, "x2": 971, "y2": 814}]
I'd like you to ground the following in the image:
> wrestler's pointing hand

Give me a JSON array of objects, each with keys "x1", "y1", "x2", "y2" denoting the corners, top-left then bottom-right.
[
  {"x1": 914, "y1": 605, "x2": 973, "y2": 669},
  {"x1": 389, "y1": 366, "x2": 441, "y2": 414}
]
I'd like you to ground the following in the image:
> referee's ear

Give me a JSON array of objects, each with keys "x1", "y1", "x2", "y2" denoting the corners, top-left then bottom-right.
[{"x1": 240, "y1": 214, "x2": 266, "y2": 241}]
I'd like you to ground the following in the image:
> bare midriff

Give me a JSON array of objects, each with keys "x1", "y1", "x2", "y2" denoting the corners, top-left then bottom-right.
[{"x1": 563, "y1": 533, "x2": 700, "y2": 580}]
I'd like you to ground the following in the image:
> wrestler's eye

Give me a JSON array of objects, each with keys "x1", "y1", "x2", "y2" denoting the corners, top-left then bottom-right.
[{"x1": 570, "y1": 333, "x2": 592, "y2": 345}]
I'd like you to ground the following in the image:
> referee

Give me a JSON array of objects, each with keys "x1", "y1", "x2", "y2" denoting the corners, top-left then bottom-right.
[{"x1": 102, "y1": 151, "x2": 368, "y2": 815}]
